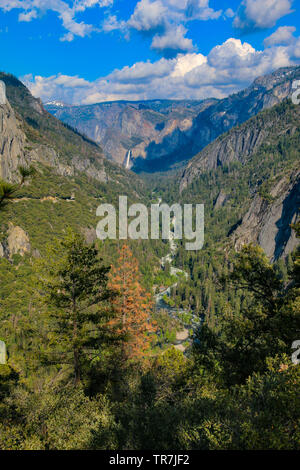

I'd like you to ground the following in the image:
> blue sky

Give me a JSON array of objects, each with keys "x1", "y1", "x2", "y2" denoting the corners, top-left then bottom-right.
[{"x1": 0, "y1": 0, "x2": 299, "y2": 104}]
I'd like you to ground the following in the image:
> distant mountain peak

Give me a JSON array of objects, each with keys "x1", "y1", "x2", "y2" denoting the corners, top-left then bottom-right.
[{"x1": 45, "y1": 100, "x2": 70, "y2": 108}]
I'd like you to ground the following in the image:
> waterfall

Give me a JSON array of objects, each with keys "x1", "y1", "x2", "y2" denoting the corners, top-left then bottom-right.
[{"x1": 124, "y1": 150, "x2": 132, "y2": 169}]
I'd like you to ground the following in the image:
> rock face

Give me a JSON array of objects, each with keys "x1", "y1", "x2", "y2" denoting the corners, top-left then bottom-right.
[
  {"x1": 45, "y1": 99, "x2": 215, "y2": 168},
  {"x1": 6, "y1": 224, "x2": 31, "y2": 257},
  {"x1": 0, "y1": 224, "x2": 31, "y2": 258},
  {"x1": 180, "y1": 101, "x2": 300, "y2": 191},
  {"x1": 81, "y1": 227, "x2": 97, "y2": 244},
  {"x1": 232, "y1": 170, "x2": 300, "y2": 261},
  {"x1": 0, "y1": 73, "x2": 113, "y2": 185},
  {"x1": 214, "y1": 190, "x2": 228, "y2": 210},
  {"x1": 0, "y1": 96, "x2": 109, "y2": 185},
  {"x1": 0, "y1": 99, "x2": 27, "y2": 181}
]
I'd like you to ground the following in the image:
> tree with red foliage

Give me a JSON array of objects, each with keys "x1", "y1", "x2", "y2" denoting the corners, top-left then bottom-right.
[{"x1": 108, "y1": 244, "x2": 156, "y2": 365}]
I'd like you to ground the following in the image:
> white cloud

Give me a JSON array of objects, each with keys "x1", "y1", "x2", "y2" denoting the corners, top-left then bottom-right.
[
  {"x1": 186, "y1": 0, "x2": 222, "y2": 20},
  {"x1": 208, "y1": 38, "x2": 256, "y2": 69},
  {"x1": 291, "y1": 38, "x2": 300, "y2": 58},
  {"x1": 18, "y1": 9, "x2": 37, "y2": 22},
  {"x1": 108, "y1": 58, "x2": 174, "y2": 83},
  {"x1": 125, "y1": 0, "x2": 222, "y2": 55},
  {"x1": 102, "y1": 14, "x2": 126, "y2": 32},
  {"x1": 170, "y1": 52, "x2": 206, "y2": 77},
  {"x1": 234, "y1": 0, "x2": 294, "y2": 31},
  {"x1": 224, "y1": 8, "x2": 235, "y2": 18},
  {"x1": 127, "y1": 0, "x2": 222, "y2": 29},
  {"x1": 151, "y1": 25, "x2": 194, "y2": 56},
  {"x1": 128, "y1": 0, "x2": 167, "y2": 32},
  {"x1": 0, "y1": 0, "x2": 221, "y2": 56},
  {"x1": 185, "y1": 39, "x2": 293, "y2": 88},
  {"x1": 60, "y1": 32, "x2": 75, "y2": 42},
  {"x1": 99, "y1": 0, "x2": 114, "y2": 6},
  {"x1": 264, "y1": 26, "x2": 296, "y2": 46},
  {"x1": 74, "y1": 0, "x2": 114, "y2": 10},
  {"x1": 22, "y1": 37, "x2": 300, "y2": 105},
  {"x1": 0, "y1": 0, "x2": 112, "y2": 40}
]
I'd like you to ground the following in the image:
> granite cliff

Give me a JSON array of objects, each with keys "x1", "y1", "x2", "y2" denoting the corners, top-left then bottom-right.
[
  {"x1": 233, "y1": 170, "x2": 300, "y2": 261},
  {"x1": 45, "y1": 99, "x2": 214, "y2": 168}
]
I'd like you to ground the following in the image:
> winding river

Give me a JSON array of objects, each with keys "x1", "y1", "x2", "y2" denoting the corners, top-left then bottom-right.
[{"x1": 154, "y1": 210, "x2": 200, "y2": 352}]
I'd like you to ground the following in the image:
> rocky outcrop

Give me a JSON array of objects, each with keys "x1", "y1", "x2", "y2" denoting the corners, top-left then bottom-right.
[
  {"x1": 232, "y1": 170, "x2": 300, "y2": 261},
  {"x1": 0, "y1": 98, "x2": 109, "y2": 185},
  {"x1": 82, "y1": 227, "x2": 97, "y2": 244},
  {"x1": 0, "y1": 224, "x2": 31, "y2": 258},
  {"x1": 71, "y1": 155, "x2": 108, "y2": 183},
  {"x1": 0, "y1": 100, "x2": 28, "y2": 182},
  {"x1": 214, "y1": 190, "x2": 228, "y2": 210},
  {"x1": 180, "y1": 101, "x2": 300, "y2": 191},
  {"x1": 6, "y1": 224, "x2": 31, "y2": 257},
  {"x1": 0, "y1": 72, "x2": 117, "y2": 188},
  {"x1": 0, "y1": 95, "x2": 109, "y2": 186}
]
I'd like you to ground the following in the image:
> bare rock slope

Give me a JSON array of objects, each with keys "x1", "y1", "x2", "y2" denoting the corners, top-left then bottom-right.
[{"x1": 233, "y1": 170, "x2": 300, "y2": 261}]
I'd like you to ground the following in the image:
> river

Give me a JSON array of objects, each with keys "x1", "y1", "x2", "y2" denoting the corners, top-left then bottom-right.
[{"x1": 154, "y1": 209, "x2": 200, "y2": 352}]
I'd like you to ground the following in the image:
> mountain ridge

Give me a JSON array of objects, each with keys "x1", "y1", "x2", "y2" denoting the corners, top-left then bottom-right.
[
  {"x1": 179, "y1": 99, "x2": 300, "y2": 260},
  {"x1": 45, "y1": 66, "x2": 300, "y2": 172}
]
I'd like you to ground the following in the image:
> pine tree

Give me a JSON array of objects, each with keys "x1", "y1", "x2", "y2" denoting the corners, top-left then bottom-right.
[
  {"x1": 107, "y1": 244, "x2": 156, "y2": 366},
  {"x1": 0, "y1": 166, "x2": 35, "y2": 210},
  {"x1": 36, "y1": 230, "x2": 113, "y2": 385}
]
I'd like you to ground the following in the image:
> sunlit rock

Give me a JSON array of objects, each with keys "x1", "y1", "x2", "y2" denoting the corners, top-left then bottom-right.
[{"x1": 0, "y1": 81, "x2": 6, "y2": 105}]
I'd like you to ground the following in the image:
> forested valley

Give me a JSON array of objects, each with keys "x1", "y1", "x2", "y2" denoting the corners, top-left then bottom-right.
[{"x1": 0, "y1": 72, "x2": 299, "y2": 450}]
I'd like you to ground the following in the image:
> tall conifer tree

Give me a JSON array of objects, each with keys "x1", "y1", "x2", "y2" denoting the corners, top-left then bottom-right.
[{"x1": 107, "y1": 244, "x2": 156, "y2": 365}]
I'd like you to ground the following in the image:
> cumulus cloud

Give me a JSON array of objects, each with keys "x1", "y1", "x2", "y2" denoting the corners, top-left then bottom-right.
[
  {"x1": 151, "y1": 25, "x2": 194, "y2": 57},
  {"x1": 234, "y1": 0, "x2": 294, "y2": 31},
  {"x1": 208, "y1": 38, "x2": 256, "y2": 69},
  {"x1": 125, "y1": 0, "x2": 222, "y2": 56},
  {"x1": 22, "y1": 37, "x2": 300, "y2": 105},
  {"x1": 108, "y1": 59, "x2": 174, "y2": 84},
  {"x1": 128, "y1": 0, "x2": 167, "y2": 32},
  {"x1": 185, "y1": 39, "x2": 292, "y2": 89},
  {"x1": 291, "y1": 38, "x2": 300, "y2": 59},
  {"x1": 127, "y1": 0, "x2": 221, "y2": 32},
  {"x1": 0, "y1": 0, "x2": 113, "y2": 40},
  {"x1": 264, "y1": 26, "x2": 296, "y2": 46},
  {"x1": 170, "y1": 52, "x2": 206, "y2": 76}
]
